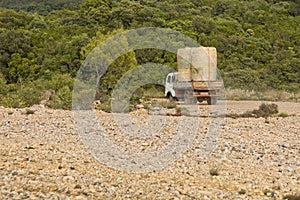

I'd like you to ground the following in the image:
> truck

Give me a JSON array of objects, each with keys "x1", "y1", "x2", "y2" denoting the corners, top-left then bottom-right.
[{"x1": 165, "y1": 47, "x2": 223, "y2": 105}]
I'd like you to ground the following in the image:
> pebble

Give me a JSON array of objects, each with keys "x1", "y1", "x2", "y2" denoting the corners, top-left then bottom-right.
[{"x1": 0, "y1": 101, "x2": 299, "y2": 199}]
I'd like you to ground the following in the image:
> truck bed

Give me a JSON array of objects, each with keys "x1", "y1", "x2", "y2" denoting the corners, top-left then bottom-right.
[
  {"x1": 192, "y1": 81, "x2": 223, "y2": 90},
  {"x1": 173, "y1": 81, "x2": 223, "y2": 90}
]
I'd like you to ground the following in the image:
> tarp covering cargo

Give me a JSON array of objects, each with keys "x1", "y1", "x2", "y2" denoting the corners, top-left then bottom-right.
[{"x1": 177, "y1": 47, "x2": 217, "y2": 82}]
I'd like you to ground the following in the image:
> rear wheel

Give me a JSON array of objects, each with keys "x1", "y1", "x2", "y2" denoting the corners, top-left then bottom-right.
[
  {"x1": 184, "y1": 90, "x2": 197, "y2": 104},
  {"x1": 197, "y1": 98, "x2": 203, "y2": 103},
  {"x1": 207, "y1": 97, "x2": 217, "y2": 105}
]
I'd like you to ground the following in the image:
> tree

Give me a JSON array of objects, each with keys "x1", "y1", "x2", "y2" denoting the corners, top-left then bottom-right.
[{"x1": 81, "y1": 29, "x2": 137, "y2": 103}]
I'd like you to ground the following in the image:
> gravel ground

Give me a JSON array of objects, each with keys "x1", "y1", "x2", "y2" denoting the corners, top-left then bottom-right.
[{"x1": 0, "y1": 101, "x2": 299, "y2": 199}]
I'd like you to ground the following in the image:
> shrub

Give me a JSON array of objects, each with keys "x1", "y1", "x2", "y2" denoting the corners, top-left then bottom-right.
[
  {"x1": 159, "y1": 100, "x2": 177, "y2": 109},
  {"x1": 239, "y1": 110, "x2": 255, "y2": 118},
  {"x1": 17, "y1": 85, "x2": 42, "y2": 107},
  {"x1": 143, "y1": 85, "x2": 165, "y2": 98},
  {"x1": 227, "y1": 103, "x2": 279, "y2": 118},
  {"x1": 96, "y1": 102, "x2": 112, "y2": 113},
  {"x1": 48, "y1": 86, "x2": 72, "y2": 110},
  {"x1": 0, "y1": 82, "x2": 42, "y2": 108},
  {"x1": 278, "y1": 112, "x2": 289, "y2": 117},
  {"x1": 175, "y1": 106, "x2": 181, "y2": 114},
  {"x1": 282, "y1": 195, "x2": 300, "y2": 200},
  {"x1": 278, "y1": 112, "x2": 289, "y2": 118},
  {"x1": 253, "y1": 103, "x2": 278, "y2": 118}
]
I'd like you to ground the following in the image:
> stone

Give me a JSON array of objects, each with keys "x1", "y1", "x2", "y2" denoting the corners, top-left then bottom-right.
[{"x1": 0, "y1": 101, "x2": 299, "y2": 199}]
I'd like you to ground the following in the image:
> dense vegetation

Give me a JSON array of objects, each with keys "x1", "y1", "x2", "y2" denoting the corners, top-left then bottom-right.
[
  {"x1": 0, "y1": 0, "x2": 82, "y2": 15},
  {"x1": 0, "y1": 0, "x2": 299, "y2": 109}
]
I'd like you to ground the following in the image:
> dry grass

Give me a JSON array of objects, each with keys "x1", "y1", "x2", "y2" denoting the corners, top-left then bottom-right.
[{"x1": 226, "y1": 88, "x2": 300, "y2": 102}]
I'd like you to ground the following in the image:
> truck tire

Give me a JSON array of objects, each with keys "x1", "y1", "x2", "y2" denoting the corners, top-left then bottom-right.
[
  {"x1": 184, "y1": 90, "x2": 197, "y2": 104},
  {"x1": 197, "y1": 98, "x2": 203, "y2": 103},
  {"x1": 168, "y1": 93, "x2": 175, "y2": 102},
  {"x1": 207, "y1": 97, "x2": 217, "y2": 105}
]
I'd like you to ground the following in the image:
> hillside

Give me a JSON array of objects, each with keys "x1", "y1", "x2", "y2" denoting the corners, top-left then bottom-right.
[
  {"x1": 0, "y1": 0, "x2": 82, "y2": 14},
  {"x1": 0, "y1": 0, "x2": 299, "y2": 109}
]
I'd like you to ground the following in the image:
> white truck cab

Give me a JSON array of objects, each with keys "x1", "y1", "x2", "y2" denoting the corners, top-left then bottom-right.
[{"x1": 165, "y1": 72, "x2": 177, "y2": 101}]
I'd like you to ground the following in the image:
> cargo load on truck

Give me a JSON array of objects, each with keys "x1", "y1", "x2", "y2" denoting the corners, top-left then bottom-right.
[{"x1": 177, "y1": 47, "x2": 217, "y2": 82}]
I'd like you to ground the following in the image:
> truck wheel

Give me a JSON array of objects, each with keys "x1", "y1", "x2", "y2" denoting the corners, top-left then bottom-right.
[
  {"x1": 207, "y1": 98, "x2": 211, "y2": 105},
  {"x1": 197, "y1": 98, "x2": 203, "y2": 103},
  {"x1": 168, "y1": 94, "x2": 175, "y2": 102},
  {"x1": 184, "y1": 90, "x2": 197, "y2": 104},
  {"x1": 207, "y1": 97, "x2": 217, "y2": 105},
  {"x1": 184, "y1": 90, "x2": 191, "y2": 104},
  {"x1": 212, "y1": 97, "x2": 217, "y2": 105}
]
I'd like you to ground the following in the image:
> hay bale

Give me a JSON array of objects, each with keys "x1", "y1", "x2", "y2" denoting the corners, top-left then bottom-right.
[{"x1": 177, "y1": 47, "x2": 217, "y2": 82}]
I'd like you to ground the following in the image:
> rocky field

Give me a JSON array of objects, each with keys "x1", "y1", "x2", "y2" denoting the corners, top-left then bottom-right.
[{"x1": 0, "y1": 101, "x2": 299, "y2": 199}]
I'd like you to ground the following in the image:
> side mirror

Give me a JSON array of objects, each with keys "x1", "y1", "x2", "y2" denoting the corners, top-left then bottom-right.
[{"x1": 162, "y1": 80, "x2": 165, "y2": 85}]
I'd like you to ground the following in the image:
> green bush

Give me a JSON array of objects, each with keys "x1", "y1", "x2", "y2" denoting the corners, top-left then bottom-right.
[
  {"x1": 253, "y1": 103, "x2": 278, "y2": 118},
  {"x1": 143, "y1": 85, "x2": 165, "y2": 98},
  {"x1": 228, "y1": 103, "x2": 279, "y2": 118},
  {"x1": 48, "y1": 86, "x2": 72, "y2": 110},
  {"x1": 159, "y1": 101, "x2": 177, "y2": 109},
  {"x1": 96, "y1": 102, "x2": 112, "y2": 113},
  {"x1": 278, "y1": 112, "x2": 289, "y2": 118},
  {"x1": 0, "y1": 83, "x2": 42, "y2": 108},
  {"x1": 17, "y1": 85, "x2": 42, "y2": 107},
  {"x1": 282, "y1": 195, "x2": 300, "y2": 200}
]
